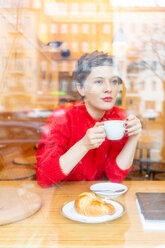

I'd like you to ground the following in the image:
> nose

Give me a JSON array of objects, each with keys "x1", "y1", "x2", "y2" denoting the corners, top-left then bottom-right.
[{"x1": 104, "y1": 81, "x2": 112, "y2": 92}]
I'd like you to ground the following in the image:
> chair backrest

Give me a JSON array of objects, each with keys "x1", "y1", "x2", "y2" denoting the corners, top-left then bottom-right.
[{"x1": 137, "y1": 135, "x2": 160, "y2": 150}]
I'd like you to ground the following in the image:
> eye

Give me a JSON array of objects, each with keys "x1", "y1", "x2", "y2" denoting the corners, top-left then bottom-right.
[
  {"x1": 111, "y1": 78, "x2": 118, "y2": 85},
  {"x1": 94, "y1": 80, "x2": 103, "y2": 84}
]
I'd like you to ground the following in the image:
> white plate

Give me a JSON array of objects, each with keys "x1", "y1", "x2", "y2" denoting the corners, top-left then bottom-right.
[
  {"x1": 62, "y1": 199, "x2": 124, "y2": 224},
  {"x1": 90, "y1": 182, "x2": 128, "y2": 198}
]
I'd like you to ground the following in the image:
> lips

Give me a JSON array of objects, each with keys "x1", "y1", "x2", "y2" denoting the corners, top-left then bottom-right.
[{"x1": 102, "y1": 97, "x2": 113, "y2": 102}]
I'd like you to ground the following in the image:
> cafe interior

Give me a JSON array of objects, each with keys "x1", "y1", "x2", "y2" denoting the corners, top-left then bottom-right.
[{"x1": 0, "y1": 0, "x2": 165, "y2": 247}]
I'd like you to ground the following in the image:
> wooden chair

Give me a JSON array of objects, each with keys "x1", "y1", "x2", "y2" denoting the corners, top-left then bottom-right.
[{"x1": 136, "y1": 134, "x2": 163, "y2": 179}]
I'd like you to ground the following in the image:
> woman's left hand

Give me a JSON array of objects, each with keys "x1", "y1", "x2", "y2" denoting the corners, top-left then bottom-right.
[{"x1": 124, "y1": 114, "x2": 142, "y2": 138}]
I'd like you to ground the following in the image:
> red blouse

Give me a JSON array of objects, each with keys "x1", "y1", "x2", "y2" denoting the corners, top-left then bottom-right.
[{"x1": 36, "y1": 102, "x2": 132, "y2": 188}]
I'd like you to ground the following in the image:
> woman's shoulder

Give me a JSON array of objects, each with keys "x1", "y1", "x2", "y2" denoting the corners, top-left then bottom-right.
[
  {"x1": 43, "y1": 102, "x2": 82, "y2": 134},
  {"x1": 49, "y1": 101, "x2": 83, "y2": 121}
]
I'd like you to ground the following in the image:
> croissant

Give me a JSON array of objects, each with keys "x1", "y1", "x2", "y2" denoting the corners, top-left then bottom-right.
[{"x1": 74, "y1": 192, "x2": 115, "y2": 216}]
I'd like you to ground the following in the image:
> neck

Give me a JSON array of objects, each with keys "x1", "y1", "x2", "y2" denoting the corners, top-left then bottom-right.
[{"x1": 85, "y1": 102, "x2": 105, "y2": 120}]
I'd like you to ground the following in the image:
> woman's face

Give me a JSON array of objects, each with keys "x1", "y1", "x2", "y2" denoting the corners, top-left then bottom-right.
[{"x1": 77, "y1": 66, "x2": 120, "y2": 119}]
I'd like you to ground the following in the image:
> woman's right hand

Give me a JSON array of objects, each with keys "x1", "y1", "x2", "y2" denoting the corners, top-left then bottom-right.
[
  {"x1": 60, "y1": 122, "x2": 106, "y2": 176},
  {"x1": 81, "y1": 122, "x2": 106, "y2": 151}
]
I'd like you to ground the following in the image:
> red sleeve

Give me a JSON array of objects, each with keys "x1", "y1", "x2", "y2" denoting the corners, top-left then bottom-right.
[
  {"x1": 35, "y1": 108, "x2": 70, "y2": 188},
  {"x1": 105, "y1": 137, "x2": 132, "y2": 182}
]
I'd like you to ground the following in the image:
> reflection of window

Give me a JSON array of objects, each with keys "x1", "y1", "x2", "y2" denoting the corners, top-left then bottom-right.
[
  {"x1": 60, "y1": 24, "x2": 68, "y2": 34},
  {"x1": 45, "y1": 3, "x2": 68, "y2": 15},
  {"x1": 57, "y1": 3, "x2": 68, "y2": 15},
  {"x1": 82, "y1": 42, "x2": 89, "y2": 52},
  {"x1": 91, "y1": 42, "x2": 96, "y2": 51},
  {"x1": 49, "y1": 73, "x2": 52, "y2": 89},
  {"x1": 72, "y1": 80, "x2": 77, "y2": 92},
  {"x1": 59, "y1": 80, "x2": 68, "y2": 91},
  {"x1": 26, "y1": 79, "x2": 32, "y2": 90},
  {"x1": 41, "y1": 71, "x2": 46, "y2": 80},
  {"x1": 72, "y1": 42, "x2": 78, "y2": 52},
  {"x1": 81, "y1": 3, "x2": 96, "y2": 15},
  {"x1": 52, "y1": 61, "x2": 57, "y2": 71},
  {"x1": 14, "y1": 57, "x2": 23, "y2": 71},
  {"x1": 51, "y1": 24, "x2": 57, "y2": 34},
  {"x1": 98, "y1": 3, "x2": 106, "y2": 14},
  {"x1": 72, "y1": 61, "x2": 76, "y2": 70},
  {"x1": 25, "y1": 57, "x2": 31, "y2": 72},
  {"x1": 145, "y1": 101, "x2": 155, "y2": 109},
  {"x1": 70, "y1": 3, "x2": 79, "y2": 15},
  {"x1": 41, "y1": 61, "x2": 47, "y2": 71},
  {"x1": 62, "y1": 42, "x2": 68, "y2": 50},
  {"x1": 91, "y1": 24, "x2": 96, "y2": 33},
  {"x1": 82, "y1": 24, "x2": 89, "y2": 34},
  {"x1": 103, "y1": 24, "x2": 111, "y2": 34},
  {"x1": 71, "y1": 24, "x2": 79, "y2": 34},
  {"x1": 41, "y1": 71, "x2": 47, "y2": 90},
  {"x1": 40, "y1": 23, "x2": 47, "y2": 34},
  {"x1": 61, "y1": 61, "x2": 68, "y2": 71}
]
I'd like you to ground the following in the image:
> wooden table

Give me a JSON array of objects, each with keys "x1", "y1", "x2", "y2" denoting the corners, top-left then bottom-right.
[{"x1": 0, "y1": 180, "x2": 165, "y2": 248}]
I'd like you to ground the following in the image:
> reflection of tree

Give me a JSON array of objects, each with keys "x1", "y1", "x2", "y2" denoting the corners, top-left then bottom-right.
[
  {"x1": 139, "y1": 25, "x2": 164, "y2": 80},
  {"x1": 128, "y1": 22, "x2": 165, "y2": 161},
  {"x1": 128, "y1": 23, "x2": 164, "y2": 79}
]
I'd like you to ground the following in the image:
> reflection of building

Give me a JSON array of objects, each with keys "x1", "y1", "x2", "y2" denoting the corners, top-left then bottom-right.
[
  {"x1": 112, "y1": 9, "x2": 165, "y2": 118},
  {"x1": 39, "y1": 8, "x2": 113, "y2": 107},
  {"x1": 38, "y1": 1, "x2": 165, "y2": 111},
  {"x1": 37, "y1": 1, "x2": 115, "y2": 108},
  {"x1": 0, "y1": 0, "x2": 41, "y2": 111},
  {"x1": 1, "y1": 0, "x2": 165, "y2": 113},
  {"x1": 127, "y1": 63, "x2": 164, "y2": 116}
]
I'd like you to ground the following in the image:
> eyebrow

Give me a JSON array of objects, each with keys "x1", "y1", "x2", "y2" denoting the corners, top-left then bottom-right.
[
  {"x1": 92, "y1": 76, "x2": 119, "y2": 80},
  {"x1": 92, "y1": 77, "x2": 104, "y2": 80}
]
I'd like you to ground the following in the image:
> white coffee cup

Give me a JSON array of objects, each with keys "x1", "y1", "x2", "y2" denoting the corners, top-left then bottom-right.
[{"x1": 104, "y1": 120, "x2": 125, "y2": 140}]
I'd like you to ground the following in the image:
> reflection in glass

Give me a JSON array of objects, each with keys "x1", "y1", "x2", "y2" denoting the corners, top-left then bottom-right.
[{"x1": 0, "y1": 3, "x2": 165, "y2": 246}]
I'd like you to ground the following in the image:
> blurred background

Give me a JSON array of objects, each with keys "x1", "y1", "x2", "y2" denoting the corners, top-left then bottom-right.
[{"x1": 0, "y1": 0, "x2": 165, "y2": 181}]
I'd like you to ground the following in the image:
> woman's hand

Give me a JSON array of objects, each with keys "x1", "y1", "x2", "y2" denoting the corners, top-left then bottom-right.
[
  {"x1": 124, "y1": 114, "x2": 142, "y2": 138},
  {"x1": 81, "y1": 122, "x2": 106, "y2": 151}
]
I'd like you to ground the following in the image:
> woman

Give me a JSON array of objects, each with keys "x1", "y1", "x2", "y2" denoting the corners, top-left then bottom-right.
[{"x1": 36, "y1": 51, "x2": 142, "y2": 188}]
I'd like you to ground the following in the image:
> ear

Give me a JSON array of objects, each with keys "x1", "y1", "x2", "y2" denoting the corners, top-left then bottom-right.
[{"x1": 76, "y1": 83, "x2": 85, "y2": 97}]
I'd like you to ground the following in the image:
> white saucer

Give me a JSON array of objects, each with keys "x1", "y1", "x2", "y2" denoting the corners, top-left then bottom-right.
[
  {"x1": 62, "y1": 199, "x2": 124, "y2": 224},
  {"x1": 90, "y1": 182, "x2": 128, "y2": 198}
]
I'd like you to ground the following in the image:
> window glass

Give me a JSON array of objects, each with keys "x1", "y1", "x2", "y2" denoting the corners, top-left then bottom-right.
[{"x1": 1, "y1": 1, "x2": 165, "y2": 246}]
